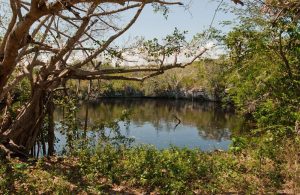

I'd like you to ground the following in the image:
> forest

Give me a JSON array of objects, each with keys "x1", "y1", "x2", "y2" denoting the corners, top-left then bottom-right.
[{"x1": 0, "y1": 0, "x2": 300, "y2": 194}]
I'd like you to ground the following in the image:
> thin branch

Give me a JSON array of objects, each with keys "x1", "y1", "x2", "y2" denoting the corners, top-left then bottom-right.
[{"x1": 71, "y1": 3, "x2": 146, "y2": 70}]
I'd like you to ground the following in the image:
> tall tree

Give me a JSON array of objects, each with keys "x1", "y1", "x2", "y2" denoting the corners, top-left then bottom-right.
[
  {"x1": 223, "y1": 0, "x2": 300, "y2": 128},
  {"x1": 0, "y1": 0, "x2": 212, "y2": 155}
]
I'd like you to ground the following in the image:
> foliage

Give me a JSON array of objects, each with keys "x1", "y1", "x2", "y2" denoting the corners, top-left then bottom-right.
[
  {"x1": 67, "y1": 60, "x2": 228, "y2": 100},
  {"x1": 1, "y1": 134, "x2": 300, "y2": 194},
  {"x1": 1, "y1": 1, "x2": 300, "y2": 194},
  {"x1": 222, "y1": 0, "x2": 300, "y2": 129}
]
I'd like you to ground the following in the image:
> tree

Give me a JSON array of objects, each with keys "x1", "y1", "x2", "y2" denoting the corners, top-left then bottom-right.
[
  {"x1": 223, "y1": 0, "x2": 300, "y2": 128},
  {"x1": 0, "y1": 0, "x2": 215, "y2": 156}
]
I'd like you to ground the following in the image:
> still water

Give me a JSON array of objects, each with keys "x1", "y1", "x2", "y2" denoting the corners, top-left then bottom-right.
[{"x1": 54, "y1": 98, "x2": 244, "y2": 152}]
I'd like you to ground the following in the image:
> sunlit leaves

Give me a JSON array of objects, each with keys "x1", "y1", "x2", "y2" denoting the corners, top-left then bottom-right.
[{"x1": 222, "y1": 0, "x2": 300, "y2": 128}]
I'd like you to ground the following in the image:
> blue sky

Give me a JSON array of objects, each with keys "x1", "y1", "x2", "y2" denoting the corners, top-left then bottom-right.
[{"x1": 120, "y1": 0, "x2": 235, "y2": 42}]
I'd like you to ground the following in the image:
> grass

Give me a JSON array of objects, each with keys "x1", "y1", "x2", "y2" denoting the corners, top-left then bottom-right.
[{"x1": 1, "y1": 135, "x2": 300, "y2": 194}]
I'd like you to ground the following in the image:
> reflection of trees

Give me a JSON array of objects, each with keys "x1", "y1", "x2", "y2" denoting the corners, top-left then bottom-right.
[
  {"x1": 195, "y1": 112, "x2": 234, "y2": 141},
  {"x1": 54, "y1": 98, "x2": 244, "y2": 141},
  {"x1": 198, "y1": 128, "x2": 231, "y2": 142}
]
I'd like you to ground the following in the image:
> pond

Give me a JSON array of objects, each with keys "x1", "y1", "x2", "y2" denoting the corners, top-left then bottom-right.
[{"x1": 54, "y1": 98, "x2": 244, "y2": 153}]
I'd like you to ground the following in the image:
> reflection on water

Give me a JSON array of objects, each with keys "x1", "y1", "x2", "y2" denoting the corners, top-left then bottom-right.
[{"x1": 54, "y1": 98, "x2": 244, "y2": 151}]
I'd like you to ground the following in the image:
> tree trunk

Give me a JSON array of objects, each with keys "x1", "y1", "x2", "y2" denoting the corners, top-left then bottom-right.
[
  {"x1": 1, "y1": 87, "x2": 48, "y2": 153},
  {"x1": 83, "y1": 104, "x2": 89, "y2": 139},
  {"x1": 47, "y1": 98, "x2": 55, "y2": 156},
  {"x1": 40, "y1": 131, "x2": 46, "y2": 156}
]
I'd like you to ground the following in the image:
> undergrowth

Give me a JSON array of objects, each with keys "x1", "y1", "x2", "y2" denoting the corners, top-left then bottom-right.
[{"x1": 1, "y1": 133, "x2": 299, "y2": 194}]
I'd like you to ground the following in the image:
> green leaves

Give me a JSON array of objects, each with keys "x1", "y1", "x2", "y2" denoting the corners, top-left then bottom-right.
[
  {"x1": 152, "y1": 3, "x2": 170, "y2": 19},
  {"x1": 142, "y1": 28, "x2": 188, "y2": 61},
  {"x1": 14, "y1": 163, "x2": 28, "y2": 170},
  {"x1": 229, "y1": 136, "x2": 247, "y2": 154},
  {"x1": 221, "y1": 0, "x2": 300, "y2": 130}
]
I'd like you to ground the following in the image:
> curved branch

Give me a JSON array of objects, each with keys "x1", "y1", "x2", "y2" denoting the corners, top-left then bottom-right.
[{"x1": 0, "y1": 0, "x2": 18, "y2": 59}]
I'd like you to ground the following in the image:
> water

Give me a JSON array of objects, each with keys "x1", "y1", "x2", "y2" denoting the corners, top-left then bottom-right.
[{"x1": 54, "y1": 98, "x2": 244, "y2": 152}]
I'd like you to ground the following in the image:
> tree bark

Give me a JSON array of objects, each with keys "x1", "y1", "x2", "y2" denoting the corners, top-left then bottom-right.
[
  {"x1": 1, "y1": 87, "x2": 48, "y2": 153},
  {"x1": 47, "y1": 98, "x2": 55, "y2": 156}
]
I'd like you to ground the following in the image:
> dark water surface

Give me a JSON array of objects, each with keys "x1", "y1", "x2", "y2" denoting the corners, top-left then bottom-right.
[{"x1": 54, "y1": 98, "x2": 244, "y2": 152}]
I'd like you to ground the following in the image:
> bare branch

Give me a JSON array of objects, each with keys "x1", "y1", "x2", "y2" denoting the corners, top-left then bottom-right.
[
  {"x1": 64, "y1": 48, "x2": 208, "y2": 81},
  {"x1": 0, "y1": 0, "x2": 18, "y2": 59},
  {"x1": 71, "y1": 3, "x2": 146, "y2": 70}
]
